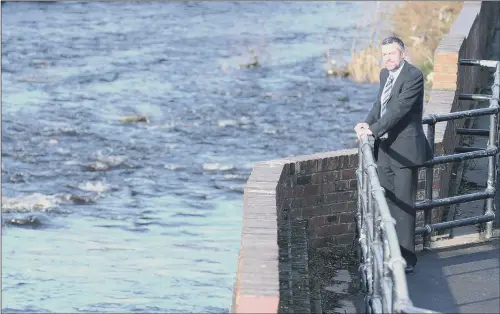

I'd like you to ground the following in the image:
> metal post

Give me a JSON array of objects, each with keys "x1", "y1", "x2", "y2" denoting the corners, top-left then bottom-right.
[
  {"x1": 382, "y1": 239, "x2": 393, "y2": 313},
  {"x1": 361, "y1": 140, "x2": 413, "y2": 311},
  {"x1": 484, "y1": 64, "x2": 500, "y2": 238},
  {"x1": 371, "y1": 190, "x2": 381, "y2": 312},
  {"x1": 363, "y1": 152, "x2": 371, "y2": 301},
  {"x1": 357, "y1": 143, "x2": 369, "y2": 305},
  {"x1": 356, "y1": 146, "x2": 364, "y2": 291},
  {"x1": 363, "y1": 153, "x2": 369, "y2": 225},
  {"x1": 365, "y1": 177, "x2": 374, "y2": 313},
  {"x1": 424, "y1": 123, "x2": 436, "y2": 250}
]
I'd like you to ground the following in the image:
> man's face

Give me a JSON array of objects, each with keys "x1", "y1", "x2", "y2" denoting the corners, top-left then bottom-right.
[{"x1": 381, "y1": 43, "x2": 405, "y2": 71}]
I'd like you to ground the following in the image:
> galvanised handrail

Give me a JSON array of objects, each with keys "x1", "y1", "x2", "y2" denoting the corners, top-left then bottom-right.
[
  {"x1": 356, "y1": 58, "x2": 498, "y2": 313},
  {"x1": 356, "y1": 138, "x2": 438, "y2": 314}
]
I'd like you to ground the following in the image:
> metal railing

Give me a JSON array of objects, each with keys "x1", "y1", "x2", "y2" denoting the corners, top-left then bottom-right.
[
  {"x1": 419, "y1": 59, "x2": 499, "y2": 249},
  {"x1": 356, "y1": 137, "x2": 438, "y2": 314},
  {"x1": 355, "y1": 58, "x2": 499, "y2": 314}
]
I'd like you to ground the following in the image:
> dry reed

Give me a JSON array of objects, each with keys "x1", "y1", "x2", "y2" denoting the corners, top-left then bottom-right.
[
  {"x1": 391, "y1": 1, "x2": 463, "y2": 85},
  {"x1": 347, "y1": 44, "x2": 381, "y2": 83},
  {"x1": 331, "y1": 1, "x2": 464, "y2": 87}
]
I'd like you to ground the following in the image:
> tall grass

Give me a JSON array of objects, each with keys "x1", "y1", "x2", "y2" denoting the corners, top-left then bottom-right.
[
  {"x1": 345, "y1": 1, "x2": 389, "y2": 83},
  {"x1": 391, "y1": 1, "x2": 463, "y2": 85},
  {"x1": 330, "y1": 1, "x2": 464, "y2": 88}
]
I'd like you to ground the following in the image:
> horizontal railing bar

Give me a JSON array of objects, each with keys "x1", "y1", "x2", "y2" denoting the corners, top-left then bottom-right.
[
  {"x1": 459, "y1": 93, "x2": 493, "y2": 101},
  {"x1": 415, "y1": 190, "x2": 493, "y2": 210},
  {"x1": 456, "y1": 128, "x2": 490, "y2": 136},
  {"x1": 459, "y1": 59, "x2": 499, "y2": 68},
  {"x1": 415, "y1": 214, "x2": 495, "y2": 235},
  {"x1": 422, "y1": 107, "x2": 499, "y2": 124},
  {"x1": 455, "y1": 146, "x2": 484, "y2": 153},
  {"x1": 422, "y1": 147, "x2": 498, "y2": 167}
]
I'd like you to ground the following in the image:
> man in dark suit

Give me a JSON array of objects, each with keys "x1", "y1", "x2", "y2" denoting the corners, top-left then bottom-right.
[{"x1": 354, "y1": 36, "x2": 432, "y2": 274}]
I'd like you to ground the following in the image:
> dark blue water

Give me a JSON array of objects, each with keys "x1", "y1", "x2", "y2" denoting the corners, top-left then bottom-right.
[{"x1": 1, "y1": 1, "x2": 378, "y2": 312}]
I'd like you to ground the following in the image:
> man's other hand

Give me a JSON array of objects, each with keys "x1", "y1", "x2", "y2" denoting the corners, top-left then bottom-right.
[
  {"x1": 356, "y1": 128, "x2": 373, "y2": 142},
  {"x1": 354, "y1": 122, "x2": 369, "y2": 133}
]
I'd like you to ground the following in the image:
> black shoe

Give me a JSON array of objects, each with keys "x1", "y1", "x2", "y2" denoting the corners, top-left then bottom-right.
[{"x1": 405, "y1": 265, "x2": 414, "y2": 274}]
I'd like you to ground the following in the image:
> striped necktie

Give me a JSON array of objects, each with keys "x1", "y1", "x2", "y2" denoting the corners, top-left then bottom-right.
[{"x1": 380, "y1": 74, "x2": 394, "y2": 118}]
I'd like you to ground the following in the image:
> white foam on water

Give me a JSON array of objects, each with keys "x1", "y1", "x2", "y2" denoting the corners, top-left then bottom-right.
[
  {"x1": 164, "y1": 164, "x2": 185, "y2": 171},
  {"x1": 243, "y1": 162, "x2": 257, "y2": 169},
  {"x1": 263, "y1": 129, "x2": 277, "y2": 135},
  {"x1": 1, "y1": 193, "x2": 62, "y2": 213},
  {"x1": 239, "y1": 116, "x2": 251, "y2": 124},
  {"x1": 85, "y1": 161, "x2": 109, "y2": 171},
  {"x1": 77, "y1": 181, "x2": 111, "y2": 193},
  {"x1": 222, "y1": 174, "x2": 246, "y2": 180},
  {"x1": 216, "y1": 119, "x2": 238, "y2": 128},
  {"x1": 83, "y1": 151, "x2": 127, "y2": 171},
  {"x1": 202, "y1": 163, "x2": 234, "y2": 171},
  {"x1": 96, "y1": 155, "x2": 125, "y2": 166},
  {"x1": 226, "y1": 185, "x2": 244, "y2": 193},
  {"x1": 216, "y1": 117, "x2": 252, "y2": 128},
  {"x1": 63, "y1": 159, "x2": 79, "y2": 165},
  {"x1": 57, "y1": 148, "x2": 72, "y2": 156}
]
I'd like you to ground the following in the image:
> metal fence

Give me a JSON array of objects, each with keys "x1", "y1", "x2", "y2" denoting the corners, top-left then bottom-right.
[
  {"x1": 418, "y1": 59, "x2": 499, "y2": 249},
  {"x1": 355, "y1": 58, "x2": 499, "y2": 314},
  {"x1": 356, "y1": 138, "x2": 438, "y2": 314}
]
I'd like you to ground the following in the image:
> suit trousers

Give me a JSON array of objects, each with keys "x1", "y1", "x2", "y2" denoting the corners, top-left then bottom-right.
[{"x1": 376, "y1": 139, "x2": 419, "y2": 267}]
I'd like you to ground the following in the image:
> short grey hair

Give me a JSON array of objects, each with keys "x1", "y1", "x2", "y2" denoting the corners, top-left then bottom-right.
[{"x1": 381, "y1": 36, "x2": 405, "y2": 51}]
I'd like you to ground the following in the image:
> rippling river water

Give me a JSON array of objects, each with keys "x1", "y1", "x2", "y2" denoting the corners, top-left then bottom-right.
[{"x1": 1, "y1": 1, "x2": 378, "y2": 313}]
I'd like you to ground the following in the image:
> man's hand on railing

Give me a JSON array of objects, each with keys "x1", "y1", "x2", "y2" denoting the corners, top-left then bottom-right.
[
  {"x1": 354, "y1": 122, "x2": 369, "y2": 133},
  {"x1": 354, "y1": 122, "x2": 373, "y2": 142}
]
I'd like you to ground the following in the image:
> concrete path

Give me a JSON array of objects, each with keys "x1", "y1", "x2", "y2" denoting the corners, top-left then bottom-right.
[
  {"x1": 408, "y1": 236, "x2": 499, "y2": 313},
  {"x1": 406, "y1": 111, "x2": 500, "y2": 314}
]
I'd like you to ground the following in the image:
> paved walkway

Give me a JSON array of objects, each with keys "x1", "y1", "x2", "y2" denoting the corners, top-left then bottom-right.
[
  {"x1": 407, "y1": 16, "x2": 500, "y2": 314},
  {"x1": 406, "y1": 112, "x2": 500, "y2": 314},
  {"x1": 407, "y1": 236, "x2": 499, "y2": 313}
]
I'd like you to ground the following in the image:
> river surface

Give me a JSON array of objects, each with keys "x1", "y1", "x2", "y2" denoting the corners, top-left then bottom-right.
[{"x1": 1, "y1": 1, "x2": 378, "y2": 313}]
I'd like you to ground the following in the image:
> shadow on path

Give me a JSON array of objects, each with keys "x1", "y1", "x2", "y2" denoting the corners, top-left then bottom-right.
[{"x1": 408, "y1": 237, "x2": 500, "y2": 313}]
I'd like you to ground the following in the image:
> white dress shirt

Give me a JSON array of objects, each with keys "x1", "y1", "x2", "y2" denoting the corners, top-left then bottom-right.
[{"x1": 380, "y1": 60, "x2": 406, "y2": 105}]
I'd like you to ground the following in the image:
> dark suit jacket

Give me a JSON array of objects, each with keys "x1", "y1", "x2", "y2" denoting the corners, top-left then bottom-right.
[{"x1": 364, "y1": 61, "x2": 432, "y2": 167}]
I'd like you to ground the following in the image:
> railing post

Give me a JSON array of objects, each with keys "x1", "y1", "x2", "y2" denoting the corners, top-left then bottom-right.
[
  {"x1": 484, "y1": 63, "x2": 500, "y2": 238},
  {"x1": 357, "y1": 143, "x2": 370, "y2": 309},
  {"x1": 356, "y1": 145, "x2": 365, "y2": 291},
  {"x1": 372, "y1": 202, "x2": 384, "y2": 313},
  {"x1": 382, "y1": 238, "x2": 393, "y2": 313},
  {"x1": 365, "y1": 177, "x2": 374, "y2": 313},
  {"x1": 361, "y1": 144, "x2": 373, "y2": 313},
  {"x1": 370, "y1": 181, "x2": 381, "y2": 313},
  {"x1": 424, "y1": 122, "x2": 436, "y2": 250}
]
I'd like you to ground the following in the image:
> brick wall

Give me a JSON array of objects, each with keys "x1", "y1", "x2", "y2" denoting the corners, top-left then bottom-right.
[
  {"x1": 283, "y1": 151, "x2": 359, "y2": 249},
  {"x1": 231, "y1": 150, "x2": 359, "y2": 313},
  {"x1": 231, "y1": 1, "x2": 500, "y2": 313}
]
